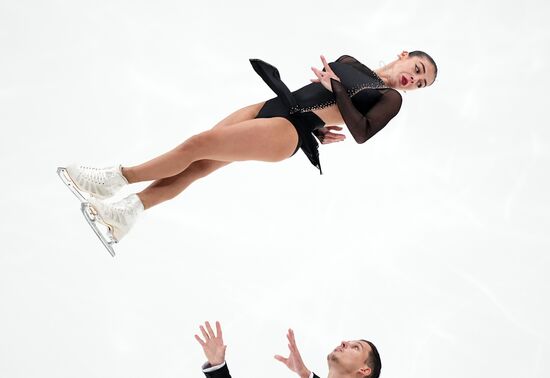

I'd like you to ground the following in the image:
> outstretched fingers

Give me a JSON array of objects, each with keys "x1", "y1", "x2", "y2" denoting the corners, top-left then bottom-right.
[
  {"x1": 320, "y1": 55, "x2": 332, "y2": 73},
  {"x1": 195, "y1": 334, "x2": 206, "y2": 346},
  {"x1": 287, "y1": 328, "x2": 297, "y2": 347},
  {"x1": 320, "y1": 125, "x2": 345, "y2": 144},
  {"x1": 274, "y1": 354, "x2": 288, "y2": 364},
  {"x1": 216, "y1": 321, "x2": 223, "y2": 340},
  {"x1": 205, "y1": 321, "x2": 216, "y2": 339},
  {"x1": 200, "y1": 325, "x2": 210, "y2": 341},
  {"x1": 324, "y1": 133, "x2": 345, "y2": 143},
  {"x1": 311, "y1": 66, "x2": 324, "y2": 80},
  {"x1": 310, "y1": 55, "x2": 339, "y2": 92},
  {"x1": 196, "y1": 321, "x2": 227, "y2": 366},
  {"x1": 198, "y1": 321, "x2": 224, "y2": 343}
]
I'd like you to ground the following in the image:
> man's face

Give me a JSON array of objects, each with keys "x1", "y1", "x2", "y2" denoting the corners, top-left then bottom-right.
[{"x1": 327, "y1": 340, "x2": 372, "y2": 377}]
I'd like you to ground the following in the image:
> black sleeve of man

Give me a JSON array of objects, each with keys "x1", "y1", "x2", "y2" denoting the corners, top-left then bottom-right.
[{"x1": 203, "y1": 363, "x2": 231, "y2": 378}]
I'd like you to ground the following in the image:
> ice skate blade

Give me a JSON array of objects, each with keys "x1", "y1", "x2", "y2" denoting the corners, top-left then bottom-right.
[
  {"x1": 57, "y1": 167, "x2": 87, "y2": 203},
  {"x1": 81, "y1": 202, "x2": 117, "y2": 258}
]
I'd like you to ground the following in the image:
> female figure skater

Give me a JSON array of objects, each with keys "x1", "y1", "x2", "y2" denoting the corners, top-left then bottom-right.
[{"x1": 61, "y1": 51, "x2": 437, "y2": 245}]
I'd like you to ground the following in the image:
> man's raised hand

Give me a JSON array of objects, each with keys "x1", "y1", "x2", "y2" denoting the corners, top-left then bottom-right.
[
  {"x1": 274, "y1": 328, "x2": 311, "y2": 378},
  {"x1": 195, "y1": 321, "x2": 226, "y2": 366}
]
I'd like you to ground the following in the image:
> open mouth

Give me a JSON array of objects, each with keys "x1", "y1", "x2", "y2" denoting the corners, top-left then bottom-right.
[{"x1": 401, "y1": 75, "x2": 408, "y2": 86}]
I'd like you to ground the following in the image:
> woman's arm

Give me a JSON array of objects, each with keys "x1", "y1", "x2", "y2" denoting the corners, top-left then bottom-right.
[
  {"x1": 330, "y1": 79, "x2": 402, "y2": 144},
  {"x1": 311, "y1": 55, "x2": 402, "y2": 144}
]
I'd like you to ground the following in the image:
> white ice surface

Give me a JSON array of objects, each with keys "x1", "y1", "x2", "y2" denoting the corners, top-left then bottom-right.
[{"x1": 0, "y1": 1, "x2": 549, "y2": 377}]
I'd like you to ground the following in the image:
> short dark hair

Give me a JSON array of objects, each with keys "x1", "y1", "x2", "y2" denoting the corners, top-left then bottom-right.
[
  {"x1": 361, "y1": 340, "x2": 381, "y2": 378},
  {"x1": 409, "y1": 50, "x2": 438, "y2": 84}
]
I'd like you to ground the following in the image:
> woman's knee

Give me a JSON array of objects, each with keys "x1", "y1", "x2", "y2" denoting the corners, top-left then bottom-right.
[{"x1": 179, "y1": 131, "x2": 219, "y2": 155}]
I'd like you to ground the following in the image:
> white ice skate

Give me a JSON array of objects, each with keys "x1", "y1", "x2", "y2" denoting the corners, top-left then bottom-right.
[
  {"x1": 62, "y1": 164, "x2": 128, "y2": 200},
  {"x1": 80, "y1": 201, "x2": 118, "y2": 257},
  {"x1": 87, "y1": 194, "x2": 144, "y2": 243},
  {"x1": 57, "y1": 166, "x2": 136, "y2": 257}
]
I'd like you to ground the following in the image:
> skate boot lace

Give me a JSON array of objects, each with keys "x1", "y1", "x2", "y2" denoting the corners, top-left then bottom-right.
[{"x1": 80, "y1": 166, "x2": 118, "y2": 186}]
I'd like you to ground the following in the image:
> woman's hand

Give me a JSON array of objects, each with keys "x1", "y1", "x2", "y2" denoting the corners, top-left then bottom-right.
[
  {"x1": 310, "y1": 55, "x2": 340, "y2": 92},
  {"x1": 315, "y1": 126, "x2": 346, "y2": 144},
  {"x1": 195, "y1": 321, "x2": 226, "y2": 366},
  {"x1": 274, "y1": 328, "x2": 311, "y2": 378}
]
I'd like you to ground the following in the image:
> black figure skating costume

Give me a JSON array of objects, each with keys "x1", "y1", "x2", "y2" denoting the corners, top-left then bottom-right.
[{"x1": 251, "y1": 55, "x2": 402, "y2": 174}]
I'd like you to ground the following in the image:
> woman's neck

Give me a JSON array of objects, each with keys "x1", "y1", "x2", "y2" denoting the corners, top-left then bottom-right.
[{"x1": 374, "y1": 63, "x2": 394, "y2": 88}]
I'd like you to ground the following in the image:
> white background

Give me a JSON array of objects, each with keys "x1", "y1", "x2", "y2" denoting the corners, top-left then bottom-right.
[{"x1": 1, "y1": 1, "x2": 549, "y2": 377}]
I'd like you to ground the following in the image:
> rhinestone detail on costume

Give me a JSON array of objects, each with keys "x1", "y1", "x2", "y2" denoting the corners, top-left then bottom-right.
[{"x1": 296, "y1": 74, "x2": 387, "y2": 113}]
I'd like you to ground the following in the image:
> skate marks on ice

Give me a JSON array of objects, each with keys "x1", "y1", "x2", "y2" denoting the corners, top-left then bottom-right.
[{"x1": 56, "y1": 167, "x2": 117, "y2": 257}]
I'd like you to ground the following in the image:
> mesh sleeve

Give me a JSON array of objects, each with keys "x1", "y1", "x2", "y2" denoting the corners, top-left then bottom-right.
[
  {"x1": 335, "y1": 55, "x2": 360, "y2": 64},
  {"x1": 330, "y1": 78, "x2": 402, "y2": 144}
]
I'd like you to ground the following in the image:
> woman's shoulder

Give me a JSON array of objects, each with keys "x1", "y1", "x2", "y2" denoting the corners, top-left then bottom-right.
[
  {"x1": 379, "y1": 88, "x2": 403, "y2": 113},
  {"x1": 335, "y1": 54, "x2": 361, "y2": 64},
  {"x1": 358, "y1": 87, "x2": 402, "y2": 102},
  {"x1": 334, "y1": 54, "x2": 381, "y2": 79},
  {"x1": 381, "y1": 87, "x2": 402, "y2": 99}
]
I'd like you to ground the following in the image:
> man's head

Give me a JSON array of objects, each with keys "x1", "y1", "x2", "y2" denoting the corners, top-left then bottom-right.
[{"x1": 327, "y1": 339, "x2": 381, "y2": 378}]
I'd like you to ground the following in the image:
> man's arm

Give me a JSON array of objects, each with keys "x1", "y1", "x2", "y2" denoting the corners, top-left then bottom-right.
[
  {"x1": 195, "y1": 321, "x2": 231, "y2": 378},
  {"x1": 274, "y1": 329, "x2": 316, "y2": 378},
  {"x1": 202, "y1": 361, "x2": 231, "y2": 378}
]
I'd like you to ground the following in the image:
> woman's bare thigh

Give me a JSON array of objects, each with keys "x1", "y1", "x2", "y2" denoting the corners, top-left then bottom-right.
[
  {"x1": 195, "y1": 117, "x2": 299, "y2": 163},
  {"x1": 211, "y1": 101, "x2": 266, "y2": 130},
  {"x1": 175, "y1": 101, "x2": 266, "y2": 171}
]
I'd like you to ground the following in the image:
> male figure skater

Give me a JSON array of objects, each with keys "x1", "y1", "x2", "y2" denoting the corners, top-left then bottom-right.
[{"x1": 195, "y1": 321, "x2": 381, "y2": 378}]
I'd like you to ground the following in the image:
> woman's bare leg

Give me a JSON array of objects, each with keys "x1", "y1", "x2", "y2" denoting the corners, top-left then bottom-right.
[
  {"x1": 137, "y1": 160, "x2": 229, "y2": 209},
  {"x1": 123, "y1": 117, "x2": 298, "y2": 183},
  {"x1": 122, "y1": 102, "x2": 264, "y2": 184},
  {"x1": 131, "y1": 102, "x2": 264, "y2": 209}
]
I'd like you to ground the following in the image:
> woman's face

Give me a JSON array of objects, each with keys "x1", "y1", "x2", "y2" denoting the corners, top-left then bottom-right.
[{"x1": 388, "y1": 51, "x2": 436, "y2": 91}]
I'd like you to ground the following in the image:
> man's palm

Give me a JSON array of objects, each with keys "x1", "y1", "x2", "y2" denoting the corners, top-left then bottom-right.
[
  {"x1": 195, "y1": 321, "x2": 226, "y2": 366},
  {"x1": 274, "y1": 329, "x2": 310, "y2": 378}
]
